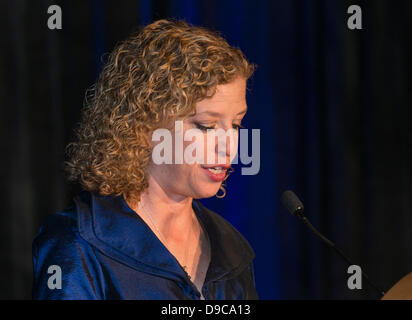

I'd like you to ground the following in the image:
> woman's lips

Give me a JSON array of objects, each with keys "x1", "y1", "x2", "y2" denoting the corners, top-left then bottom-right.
[{"x1": 201, "y1": 166, "x2": 228, "y2": 182}]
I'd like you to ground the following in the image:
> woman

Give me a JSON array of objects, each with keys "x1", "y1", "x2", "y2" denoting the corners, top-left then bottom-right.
[{"x1": 32, "y1": 19, "x2": 258, "y2": 300}]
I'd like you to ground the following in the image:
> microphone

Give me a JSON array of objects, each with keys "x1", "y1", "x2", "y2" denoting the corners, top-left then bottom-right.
[{"x1": 280, "y1": 190, "x2": 386, "y2": 297}]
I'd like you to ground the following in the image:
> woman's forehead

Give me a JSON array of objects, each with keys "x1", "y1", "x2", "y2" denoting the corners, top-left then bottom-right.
[{"x1": 195, "y1": 78, "x2": 247, "y2": 116}]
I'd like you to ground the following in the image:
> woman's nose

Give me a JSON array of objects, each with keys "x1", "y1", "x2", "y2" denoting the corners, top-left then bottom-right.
[{"x1": 215, "y1": 129, "x2": 238, "y2": 163}]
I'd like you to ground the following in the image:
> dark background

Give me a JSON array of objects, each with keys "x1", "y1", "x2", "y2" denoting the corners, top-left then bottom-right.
[{"x1": 0, "y1": 0, "x2": 410, "y2": 299}]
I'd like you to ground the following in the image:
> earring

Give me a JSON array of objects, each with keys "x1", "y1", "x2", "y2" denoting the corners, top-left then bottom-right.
[
  {"x1": 215, "y1": 167, "x2": 234, "y2": 199},
  {"x1": 216, "y1": 185, "x2": 226, "y2": 198}
]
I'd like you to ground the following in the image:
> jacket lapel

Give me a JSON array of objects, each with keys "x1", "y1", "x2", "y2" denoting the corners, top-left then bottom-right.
[
  {"x1": 192, "y1": 200, "x2": 255, "y2": 283},
  {"x1": 75, "y1": 191, "x2": 255, "y2": 286}
]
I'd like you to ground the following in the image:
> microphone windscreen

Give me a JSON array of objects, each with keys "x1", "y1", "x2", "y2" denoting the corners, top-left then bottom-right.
[{"x1": 280, "y1": 190, "x2": 304, "y2": 216}]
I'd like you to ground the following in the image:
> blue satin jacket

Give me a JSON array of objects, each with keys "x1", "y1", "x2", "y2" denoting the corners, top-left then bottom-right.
[{"x1": 32, "y1": 191, "x2": 258, "y2": 299}]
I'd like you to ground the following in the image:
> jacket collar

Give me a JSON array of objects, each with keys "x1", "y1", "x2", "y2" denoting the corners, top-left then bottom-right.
[{"x1": 74, "y1": 191, "x2": 255, "y2": 285}]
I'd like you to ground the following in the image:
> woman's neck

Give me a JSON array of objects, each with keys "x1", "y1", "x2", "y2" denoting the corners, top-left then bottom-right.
[{"x1": 125, "y1": 175, "x2": 196, "y2": 243}]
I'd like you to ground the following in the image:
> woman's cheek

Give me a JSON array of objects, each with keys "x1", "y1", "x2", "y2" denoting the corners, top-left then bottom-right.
[{"x1": 182, "y1": 128, "x2": 206, "y2": 165}]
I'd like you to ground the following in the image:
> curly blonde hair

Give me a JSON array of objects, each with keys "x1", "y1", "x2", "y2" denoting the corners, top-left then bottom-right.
[{"x1": 65, "y1": 19, "x2": 255, "y2": 204}]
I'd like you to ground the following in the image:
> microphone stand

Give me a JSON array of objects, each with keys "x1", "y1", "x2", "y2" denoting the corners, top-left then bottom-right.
[{"x1": 297, "y1": 212, "x2": 386, "y2": 297}]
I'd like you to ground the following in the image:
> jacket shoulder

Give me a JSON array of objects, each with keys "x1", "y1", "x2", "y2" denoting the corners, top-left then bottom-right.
[{"x1": 32, "y1": 206, "x2": 104, "y2": 299}]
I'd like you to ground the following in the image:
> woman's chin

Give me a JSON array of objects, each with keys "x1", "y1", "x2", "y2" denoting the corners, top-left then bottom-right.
[{"x1": 194, "y1": 185, "x2": 221, "y2": 199}]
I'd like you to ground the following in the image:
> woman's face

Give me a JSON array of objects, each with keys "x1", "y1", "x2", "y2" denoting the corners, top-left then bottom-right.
[{"x1": 147, "y1": 77, "x2": 247, "y2": 200}]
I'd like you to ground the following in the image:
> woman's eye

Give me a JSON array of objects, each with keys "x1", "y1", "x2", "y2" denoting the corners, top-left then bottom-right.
[
  {"x1": 232, "y1": 124, "x2": 245, "y2": 130},
  {"x1": 195, "y1": 123, "x2": 215, "y2": 131},
  {"x1": 194, "y1": 122, "x2": 244, "y2": 131}
]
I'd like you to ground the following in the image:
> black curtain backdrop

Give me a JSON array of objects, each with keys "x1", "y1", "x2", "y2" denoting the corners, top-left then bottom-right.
[{"x1": 0, "y1": 0, "x2": 410, "y2": 299}]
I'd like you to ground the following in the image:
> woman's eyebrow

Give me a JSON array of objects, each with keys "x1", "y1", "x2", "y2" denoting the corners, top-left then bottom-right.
[{"x1": 196, "y1": 108, "x2": 247, "y2": 117}]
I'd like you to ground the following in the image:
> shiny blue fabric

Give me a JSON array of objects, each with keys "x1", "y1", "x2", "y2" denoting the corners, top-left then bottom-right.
[{"x1": 32, "y1": 191, "x2": 258, "y2": 300}]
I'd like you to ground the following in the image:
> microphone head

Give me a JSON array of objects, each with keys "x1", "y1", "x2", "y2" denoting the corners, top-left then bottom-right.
[{"x1": 280, "y1": 190, "x2": 304, "y2": 217}]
